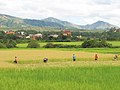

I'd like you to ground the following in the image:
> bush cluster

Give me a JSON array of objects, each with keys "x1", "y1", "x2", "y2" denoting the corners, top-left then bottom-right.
[
  {"x1": 0, "y1": 43, "x2": 6, "y2": 48},
  {"x1": 27, "y1": 41, "x2": 40, "y2": 48},
  {"x1": 81, "y1": 40, "x2": 112, "y2": 48},
  {"x1": 0, "y1": 39, "x2": 17, "y2": 48}
]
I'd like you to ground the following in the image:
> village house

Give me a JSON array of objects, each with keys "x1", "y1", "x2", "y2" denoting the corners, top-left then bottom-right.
[
  {"x1": 15, "y1": 31, "x2": 27, "y2": 39},
  {"x1": 25, "y1": 36, "x2": 30, "y2": 39},
  {"x1": 113, "y1": 29, "x2": 120, "y2": 32},
  {"x1": 34, "y1": 34, "x2": 43, "y2": 38},
  {"x1": 5, "y1": 30, "x2": 15, "y2": 35},
  {"x1": 63, "y1": 30, "x2": 72, "y2": 36},
  {"x1": 76, "y1": 35, "x2": 82, "y2": 38},
  {"x1": 17, "y1": 31, "x2": 25, "y2": 35},
  {"x1": 49, "y1": 34, "x2": 59, "y2": 38},
  {"x1": 26, "y1": 33, "x2": 42, "y2": 40}
]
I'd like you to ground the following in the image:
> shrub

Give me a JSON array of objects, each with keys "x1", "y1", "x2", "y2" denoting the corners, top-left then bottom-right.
[
  {"x1": 81, "y1": 40, "x2": 97, "y2": 48},
  {"x1": 27, "y1": 41, "x2": 40, "y2": 48},
  {"x1": 44, "y1": 43, "x2": 81, "y2": 48},
  {"x1": 6, "y1": 43, "x2": 15, "y2": 48},
  {"x1": 44, "y1": 43, "x2": 55, "y2": 48},
  {"x1": 9, "y1": 40, "x2": 17, "y2": 47},
  {"x1": 6, "y1": 40, "x2": 17, "y2": 48},
  {"x1": 0, "y1": 43, "x2": 6, "y2": 48},
  {"x1": 98, "y1": 40, "x2": 112, "y2": 48},
  {"x1": 81, "y1": 40, "x2": 112, "y2": 48}
]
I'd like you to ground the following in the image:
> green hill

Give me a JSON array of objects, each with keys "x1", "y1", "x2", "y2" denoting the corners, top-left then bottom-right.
[{"x1": 0, "y1": 14, "x2": 119, "y2": 30}]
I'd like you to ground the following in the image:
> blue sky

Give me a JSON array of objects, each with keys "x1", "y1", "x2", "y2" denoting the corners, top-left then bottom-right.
[{"x1": 0, "y1": 0, "x2": 120, "y2": 26}]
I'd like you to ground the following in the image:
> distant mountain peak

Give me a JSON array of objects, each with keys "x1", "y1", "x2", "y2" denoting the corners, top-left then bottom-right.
[
  {"x1": 0, "y1": 14, "x2": 18, "y2": 19},
  {"x1": 42, "y1": 17, "x2": 64, "y2": 23},
  {"x1": 46, "y1": 17, "x2": 58, "y2": 19},
  {"x1": 81, "y1": 20, "x2": 118, "y2": 30},
  {"x1": 96, "y1": 20, "x2": 106, "y2": 23},
  {"x1": 94, "y1": 20, "x2": 109, "y2": 24},
  {"x1": 41, "y1": 17, "x2": 80, "y2": 29}
]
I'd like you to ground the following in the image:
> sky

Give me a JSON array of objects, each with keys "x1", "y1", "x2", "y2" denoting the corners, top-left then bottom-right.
[{"x1": 0, "y1": 0, "x2": 120, "y2": 26}]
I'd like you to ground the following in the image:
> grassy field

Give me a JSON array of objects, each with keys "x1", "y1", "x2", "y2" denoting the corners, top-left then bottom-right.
[
  {"x1": 0, "y1": 66, "x2": 120, "y2": 90},
  {"x1": 17, "y1": 42, "x2": 83, "y2": 48},
  {"x1": 17, "y1": 41, "x2": 120, "y2": 48},
  {"x1": 108, "y1": 41, "x2": 120, "y2": 46},
  {"x1": 0, "y1": 47, "x2": 120, "y2": 90}
]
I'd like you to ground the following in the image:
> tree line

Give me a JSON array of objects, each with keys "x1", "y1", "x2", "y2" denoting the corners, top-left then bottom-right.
[{"x1": 0, "y1": 28, "x2": 120, "y2": 48}]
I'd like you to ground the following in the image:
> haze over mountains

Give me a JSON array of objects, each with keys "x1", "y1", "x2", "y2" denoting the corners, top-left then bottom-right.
[{"x1": 0, "y1": 14, "x2": 118, "y2": 30}]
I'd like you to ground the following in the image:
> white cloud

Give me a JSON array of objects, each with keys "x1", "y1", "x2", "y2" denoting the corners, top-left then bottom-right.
[
  {"x1": 0, "y1": 0, "x2": 120, "y2": 26},
  {"x1": 91, "y1": 0, "x2": 112, "y2": 5}
]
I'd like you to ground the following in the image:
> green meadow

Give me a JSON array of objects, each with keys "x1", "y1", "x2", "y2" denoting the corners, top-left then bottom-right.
[
  {"x1": 17, "y1": 41, "x2": 120, "y2": 48},
  {"x1": 16, "y1": 42, "x2": 83, "y2": 48}
]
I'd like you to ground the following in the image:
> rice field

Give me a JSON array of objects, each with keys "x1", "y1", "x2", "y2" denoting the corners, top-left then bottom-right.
[
  {"x1": 0, "y1": 47, "x2": 120, "y2": 90},
  {"x1": 0, "y1": 66, "x2": 120, "y2": 90},
  {"x1": 0, "y1": 48, "x2": 117, "y2": 67}
]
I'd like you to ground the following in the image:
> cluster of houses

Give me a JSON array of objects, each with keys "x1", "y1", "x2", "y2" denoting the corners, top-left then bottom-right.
[
  {"x1": 110, "y1": 27, "x2": 120, "y2": 32},
  {"x1": 112, "y1": 29, "x2": 120, "y2": 32},
  {"x1": 5, "y1": 30, "x2": 43, "y2": 40},
  {"x1": 4, "y1": 30, "x2": 79, "y2": 40}
]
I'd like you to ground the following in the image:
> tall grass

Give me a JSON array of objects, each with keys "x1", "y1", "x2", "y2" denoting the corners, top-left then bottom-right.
[{"x1": 0, "y1": 66, "x2": 120, "y2": 90}]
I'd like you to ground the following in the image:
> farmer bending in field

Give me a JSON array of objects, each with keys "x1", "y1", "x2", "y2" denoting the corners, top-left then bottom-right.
[
  {"x1": 73, "y1": 54, "x2": 76, "y2": 61},
  {"x1": 113, "y1": 54, "x2": 118, "y2": 61},
  {"x1": 14, "y1": 56, "x2": 18, "y2": 64},
  {"x1": 43, "y1": 57, "x2": 48, "y2": 63},
  {"x1": 95, "y1": 54, "x2": 98, "y2": 61}
]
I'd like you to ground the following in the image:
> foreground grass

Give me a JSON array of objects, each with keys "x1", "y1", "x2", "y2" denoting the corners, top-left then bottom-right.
[{"x1": 0, "y1": 66, "x2": 120, "y2": 90}]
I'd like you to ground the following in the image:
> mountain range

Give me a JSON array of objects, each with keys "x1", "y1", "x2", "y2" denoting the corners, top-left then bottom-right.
[{"x1": 0, "y1": 14, "x2": 118, "y2": 30}]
